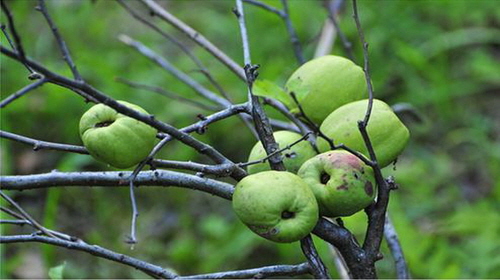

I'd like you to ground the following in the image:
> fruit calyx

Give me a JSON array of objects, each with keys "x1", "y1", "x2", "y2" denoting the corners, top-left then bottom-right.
[{"x1": 95, "y1": 120, "x2": 114, "y2": 128}]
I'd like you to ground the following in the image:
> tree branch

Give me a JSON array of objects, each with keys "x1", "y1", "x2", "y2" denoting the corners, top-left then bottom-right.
[
  {"x1": 0, "y1": 78, "x2": 48, "y2": 108},
  {"x1": 140, "y1": 0, "x2": 246, "y2": 81},
  {"x1": 384, "y1": 213, "x2": 410, "y2": 279},
  {"x1": 0, "y1": 170, "x2": 234, "y2": 200},
  {"x1": 118, "y1": 34, "x2": 230, "y2": 108},
  {"x1": 0, "y1": 235, "x2": 179, "y2": 279},
  {"x1": 114, "y1": 77, "x2": 219, "y2": 112},
  {"x1": 181, "y1": 263, "x2": 310, "y2": 279},
  {"x1": 36, "y1": 0, "x2": 82, "y2": 81},
  {"x1": 0, "y1": 130, "x2": 88, "y2": 154}
]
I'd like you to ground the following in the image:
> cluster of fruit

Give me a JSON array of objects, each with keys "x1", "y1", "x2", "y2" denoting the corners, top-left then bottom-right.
[
  {"x1": 77, "y1": 55, "x2": 409, "y2": 244},
  {"x1": 234, "y1": 55, "x2": 410, "y2": 243}
]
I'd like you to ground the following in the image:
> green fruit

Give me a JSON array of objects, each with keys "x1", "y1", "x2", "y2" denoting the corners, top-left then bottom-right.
[
  {"x1": 232, "y1": 171, "x2": 319, "y2": 243},
  {"x1": 285, "y1": 55, "x2": 366, "y2": 124},
  {"x1": 247, "y1": 131, "x2": 317, "y2": 174},
  {"x1": 298, "y1": 150, "x2": 376, "y2": 217},
  {"x1": 318, "y1": 99, "x2": 410, "y2": 168},
  {"x1": 79, "y1": 101, "x2": 157, "y2": 169}
]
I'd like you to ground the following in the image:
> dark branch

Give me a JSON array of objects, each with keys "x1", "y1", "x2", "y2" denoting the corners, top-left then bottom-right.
[
  {"x1": 300, "y1": 235, "x2": 330, "y2": 279},
  {"x1": 36, "y1": 0, "x2": 82, "y2": 81},
  {"x1": 0, "y1": 78, "x2": 48, "y2": 108}
]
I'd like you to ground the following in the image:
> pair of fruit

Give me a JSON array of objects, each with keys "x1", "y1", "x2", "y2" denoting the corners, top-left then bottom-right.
[{"x1": 233, "y1": 150, "x2": 376, "y2": 243}]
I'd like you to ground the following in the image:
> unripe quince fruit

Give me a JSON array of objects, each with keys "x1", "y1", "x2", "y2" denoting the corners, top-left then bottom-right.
[
  {"x1": 232, "y1": 171, "x2": 319, "y2": 243},
  {"x1": 285, "y1": 55, "x2": 366, "y2": 124},
  {"x1": 247, "y1": 131, "x2": 316, "y2": 174},
  {"x1": 318, "y1": 99, "x2": 410, "y2": 168},
  {"x1": 79, "y1": 101, "x2": 157, "y2": 169},
  {"x1": 298, "y1": 150, "x2": 376, "y2": 217}
]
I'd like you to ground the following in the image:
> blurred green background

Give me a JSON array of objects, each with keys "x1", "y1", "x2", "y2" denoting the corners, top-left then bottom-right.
[{"x1": 1, "y1": 0, "x2": 499, "y2": 278}]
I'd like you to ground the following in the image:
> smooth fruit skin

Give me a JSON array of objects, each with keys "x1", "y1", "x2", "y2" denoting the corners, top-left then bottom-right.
[
  {"x1": 298, "y1": 151, "x2": 376, "y2": 217},
  {"x1": 318, "y1": 99, "x2": 410, "y2": 168},
  {"x1": 285, "y1": 55, "x2": 366, "y2": 124},
  {"x1": 232, "y1": 171, "x2": 319, "y2": 243},
  {"x1": 247, "y1": 131, "x2": 317, "y2": 174},
  {"x1": 79, "y1": 101, "x2": 157, "y2": 169}
]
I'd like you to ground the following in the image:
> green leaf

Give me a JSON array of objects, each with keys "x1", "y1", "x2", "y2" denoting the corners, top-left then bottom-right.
[
  {"x1": 284, "y1": 77, "x2": 311, "y2": 106},
  {"x1": 253, "y1": 79, "x2": 295, "y2": 109},
  {"x1": 48, "y1": 262, "x2": 66, "y2": 279}
]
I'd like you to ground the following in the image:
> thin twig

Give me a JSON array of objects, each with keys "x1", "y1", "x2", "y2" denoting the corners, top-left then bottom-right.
[
  {"x1": 384, "y1": 213, "x2": 410, "y2": 279},
  {"x1": 118, "y1": 34, "x2": 230, "y2": 108},
  {"x1": 127, "y1": 180, "x2": 139, "y2": 245},
  {"x1": 36, "y1": 0, "x2": 82, "y2": 81},
  {"x1": 116, "y1": 0, "x2": 231, "y2": 100},
  {"x1": 0, "y1": 0, "x2": 36, "y2": 76},
  {"x1": 0, "y1": 235, "x2": 179, "y2": 279},
  {"x1": 242, "y1": 0, "x2": 284, "y2": 17},
  {"x1": 0, "y1": 130, "x2": 88, "y2": 154},
  {"x1": 262, "y1": 97, "x2": 313, "y2": 140},
  {"x1": 0, "y1": 190, "x2": 57, "y2": 238},
  {"x1": 140, "y1": 0, "x2": 246, "y2": 81},
  {"x1": 239, "y1": 132, "x2": 312, "y2": 168},
  {"x1": 151, "y1": 160, "x2": 237, "y2": 177},
  {"x1": 325, "y1": 0, "x2": 355, "y2": 61},
  {"x1": 115, "y1": 77, "x2": 219, "y2": 111},
  {"x1": 0, "y1": 78, "x2": 48, "y2": 108},
  {"x1": 280, "y1": 0, "x2": 305, "y2": 64}
]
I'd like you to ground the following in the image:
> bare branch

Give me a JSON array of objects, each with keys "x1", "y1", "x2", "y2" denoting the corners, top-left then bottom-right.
[
  {"x1": 242, "y1": 0, "x2": 284, "y2": 17},
  {"x1": 152, "y1": 160, "x2": 237, "y2": 177},
  {"x1": 116, "y1": 0, "x2": 230, "y2": 100},
  {"x1": 181, "y1": 263, "x2": 311, "y2": 279},
  {"x1": 140, "y1": 0, "x2": 246, "y2": 81},
  {"x1": 36, "y1": 0, "x2": 82, "y2": 81},
  {"x1": 0, "y1": 235, "x2": 179, "y2": 279},
  {"x1": 324, "y1": 0, "x2": 355, "y2": 61},
  {"x1": 0, "y1": 170, "x2": 234, "y2": 200},
  {"x1": 280, "y1": 0, "x2": 305, "y2": 64},
  {"x1": 118, "y1": 34, "x2": 230, "y2": 108},
  {"x1": 0, "y1": 0, "x2": 37, "y2": 76},
  {"x1": 0, "y1": 130, "x2": 88, "y2": 154},
  {"x1": 0, "y1": 190, "x2": 57, "y2": 238},
  {"x1": 0, "y1": 78, "x2": 48, "y2": 108},
  {"x1": 384, "y1": 213, "x2": 410, "y2": 279},
  {"x1": 115, "y1": 77, "x2": 219, "y2": 111}
]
